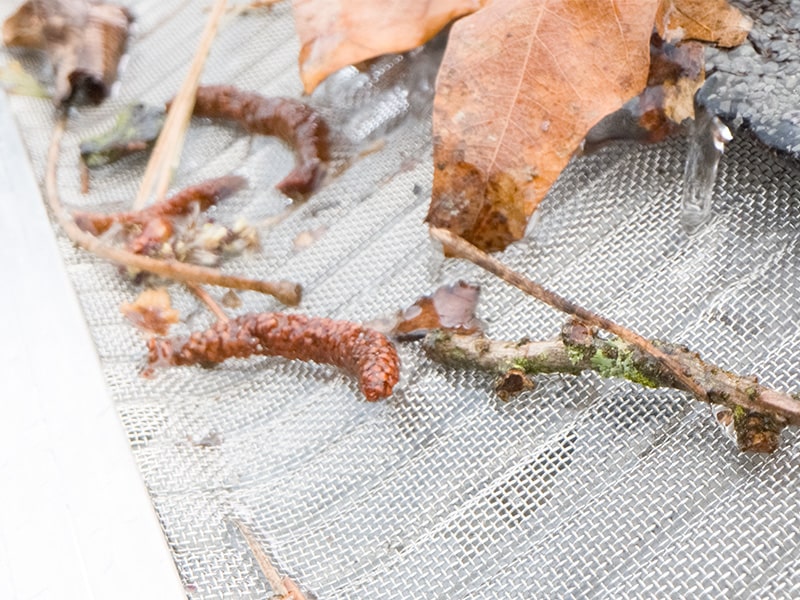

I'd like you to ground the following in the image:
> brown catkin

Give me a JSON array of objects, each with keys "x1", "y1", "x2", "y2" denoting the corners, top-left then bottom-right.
[
  {"x1": 187, "y1": 85, "x2": 329, "y2": 201},
  {"x1": 147, "y1": 313, "x2": 400, "y2": 401}
]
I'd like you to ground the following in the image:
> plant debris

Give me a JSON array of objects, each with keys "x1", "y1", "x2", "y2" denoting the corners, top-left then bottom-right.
[
  {"x1": 72, "y1": 175, "x2": 259, "y2": 277},
  {"x1": 221, "y1": 289, "x2": 242, "y2": 309},
  {"x1": 292, "y1": 225, "x2": 327, "y2": 252},
  {"x1": 3, "y1": 0, "x2": 133, "y2": 106},
  {"x1": 181, "y1": 85, "x2": 330, "y2": 201},
  {"x1": 120, "y1": 287, "x2": 180, "y2": 335},
  {"x1": 232, "y1": 519, "x2": 308, "y2": 600},
  {"x1": 187, "y1": 430, "x2": 223, "y2": 447},
  {"x1": 147, "y1": 312, "x2": 401, "y2": 401},
  {"x1": 79, "y1": 103, "x2": 166, "y2": 167},
  {"x1": 286, "y1": 0, "x2": 753, "y2": 253},
  {"x1": 430, "y1": 226, "x2": 708, "y2": 401},
  {"x1": 423, "y1": 320, "x2": 800, "y2": 452}
]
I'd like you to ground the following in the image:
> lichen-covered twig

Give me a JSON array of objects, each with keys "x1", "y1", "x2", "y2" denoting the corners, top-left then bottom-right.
[
  {"x1": 147, "y1": 312, "x2": 400, "y2": 401},
  {"x1": 47, "y1": 117, "x2": 302, "y2": 305},
  {"x1": 424, "y1": 321, "x2": 800, "y2": 452},
  {"x1": 429, "y1": 226, "x2": 708, "y2": 401}
]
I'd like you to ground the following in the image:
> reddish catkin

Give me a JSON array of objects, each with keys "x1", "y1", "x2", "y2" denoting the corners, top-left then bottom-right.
[
  {"x1": 147, "y1": 313, "x2": 400, "y2": 401},
  {"x1": 186, "y1": 85, "x2": 329, "y2": 201},
  {"x1": 73, "y1": 175, "x2": 247, "y2": 236}
]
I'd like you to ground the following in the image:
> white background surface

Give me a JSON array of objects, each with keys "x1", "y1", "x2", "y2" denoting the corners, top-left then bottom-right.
[{"x1": 0, "y1": 91, "x2": 186, "y2": 599}]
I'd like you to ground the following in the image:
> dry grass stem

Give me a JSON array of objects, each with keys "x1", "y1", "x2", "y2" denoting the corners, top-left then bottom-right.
[
  {"x1": 232, "y1": 518, "x2": 306, "y2": 599},
  {"x1": 133, "y1": 0, "x2": 228, "y2": 210}
]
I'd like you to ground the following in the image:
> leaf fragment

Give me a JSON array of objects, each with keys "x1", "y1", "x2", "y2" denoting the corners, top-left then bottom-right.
[
  {"x1": 427, "y1": 0, "x2": 660, "y2": 252},
  {"x1": 393, "y1": 281, "x2": 482, "y2": 339},
  {"x1": 79, "y1": 103, "x2": 166, "y2": 168},
  {"x1": 656, "y1": 0, "x2": 752, "y2": 47},
  {"x1": 292, "y1": 0, "x2": 483, "y2": 93},
  {"x1": 121, "y1": 288, "x2": 180, "y2": 335}
]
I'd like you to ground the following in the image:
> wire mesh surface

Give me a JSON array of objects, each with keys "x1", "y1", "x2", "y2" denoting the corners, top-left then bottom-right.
[{"x1": 4, "y1": 1, "x2": 800, "y2": 598}]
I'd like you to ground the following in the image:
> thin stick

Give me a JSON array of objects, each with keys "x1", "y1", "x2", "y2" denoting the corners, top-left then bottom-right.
[
  {"x1": 186, "y1": 283, "x2": 229, "y2": 322},
  {"x1": 47, "y1": 117, "x2": 302, "y2": 305},
  {"x1": 231, "y1": 519, "x2": 289, "y2": 598},
  {"x1": 133, "y1": 0, "x2": 228, "y2": 210},
  {"x1": 429, "y1": 227, "x2": 708, "y2": 401}
]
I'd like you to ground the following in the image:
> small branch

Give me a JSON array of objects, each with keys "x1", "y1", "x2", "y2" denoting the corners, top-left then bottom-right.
[
  {"x1": 46, "y1": 117, "x2": 302, "y2": 305},
  {"x1": 429, "y1": 227, "x2": 708, "y2": 401},
  {"x1": 423, "y1": 323, "x2": 800, "y2": 452},
  {"x1": 133, "y1": 0, "x2": 228, "y2": 209}
]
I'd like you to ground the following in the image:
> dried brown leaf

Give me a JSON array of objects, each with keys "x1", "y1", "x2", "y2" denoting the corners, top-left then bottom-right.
[
  {"x1": 393, "y1": 281, "x2": 482, "y2": 338},
  {"x1": 292, "y1": 0, "x2": 484, "y2": 93},
  {"x1": 656, "y1": 0, "x2": 752, "y2": 47},
  {"x1": 427, "y1": 0, "x2": 659, "y2": 252},
  {"x1": 121, "y1": 288, "x2": 180, "y2": 335}
]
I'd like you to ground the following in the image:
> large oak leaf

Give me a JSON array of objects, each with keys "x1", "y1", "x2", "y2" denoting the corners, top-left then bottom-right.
[
  {"x1": 292, "y1": 0, "x2": 483, "y2": 94},
  {"x1": 427, "y1": 0, "x2": 660, "y2": 252}
]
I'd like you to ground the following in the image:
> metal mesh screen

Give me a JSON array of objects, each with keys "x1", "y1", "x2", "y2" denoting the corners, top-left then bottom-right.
[{"x1": 4, "y1": 1, "x2": 800, "y2": 598}]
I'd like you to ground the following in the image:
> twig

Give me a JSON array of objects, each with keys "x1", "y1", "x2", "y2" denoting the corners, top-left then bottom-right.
[
  {"x1": 232, "y1": 518, "x2": 306, "y2": 600},
  {"x1": 186, "y1": 283, "x2": 229, "y2": 322},
  {"x1": 133, "y1": 0, "x2": 228, "y2": 210},
  {"x1": 46, "y1": 117, "x2": 302, "y2": 305},
  {"x1": 424, "y1": 324, "x2": 800, "y2": 452},
  {"x1": 429, "y1": 227, "x2": 708, "y2": 401}
]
